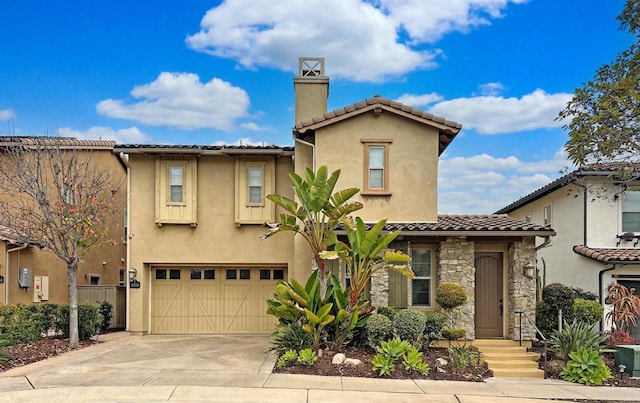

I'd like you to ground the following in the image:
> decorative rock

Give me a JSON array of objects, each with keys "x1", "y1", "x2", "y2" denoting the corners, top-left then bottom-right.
[
  {"x1": 332, "y1": 353, "x2": 346, "y2": 365},
  {"x1": 437, "y1": 366, "x2": 447, "y2": 373},
  {"x1": 344, "y1": 358, "x2": 362, "y2": 366},
  {"x1": 435, "y1": 357, "x2": 448, "y2": 367}
]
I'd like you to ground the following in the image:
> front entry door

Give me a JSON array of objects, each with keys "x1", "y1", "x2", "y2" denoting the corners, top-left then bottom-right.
[{"x1": 475, "y1": 252, "x2": 503, "y2": 338}]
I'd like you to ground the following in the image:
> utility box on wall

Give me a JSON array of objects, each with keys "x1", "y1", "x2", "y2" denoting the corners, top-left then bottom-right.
[
  {"x1": 18, "y1": 267, "x2": 33, "y2": 288},
  {"x1": 615, "y1": 345, "x2": 640, "y2": 377}
]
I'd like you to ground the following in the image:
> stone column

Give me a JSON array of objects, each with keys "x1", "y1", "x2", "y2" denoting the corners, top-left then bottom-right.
[
  {"x1": 370, "y1": 270, "x2": 389, "y2": 308},
  {"x1": 438, "y1": 237, "x2": 475, "y2": 339},
  {"x1": 508, "y1": 237, "x2": 537, "y2": 340}
]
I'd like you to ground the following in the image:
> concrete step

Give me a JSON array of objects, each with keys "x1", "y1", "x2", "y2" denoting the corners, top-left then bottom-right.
[
  {"x1": 491, "y1": 368, "x2": 545, "y2": 378},
  {"x1": 472, "y1": 339, "x2": 530, "y2": 347},
  {"x1": 481, "y1": 352, "x2": 540, "y2": 361},
  {"x1": 475, "y1": 346, "x2": 528, "y2": 354},
  {"x1": 483, "y1": 360, "x2": 539, "y2": 369}
]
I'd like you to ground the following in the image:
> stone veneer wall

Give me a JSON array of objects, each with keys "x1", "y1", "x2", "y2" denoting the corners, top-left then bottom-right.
[
  {"x1": 370, "y1": 270, "x2": 389, "y2": 308},
  {"x1": 438, "y1": 237, "x2": 476, "y2": 339},
  {"x1": 508, "y1": 237, "x2": 537, "y2": 340}
]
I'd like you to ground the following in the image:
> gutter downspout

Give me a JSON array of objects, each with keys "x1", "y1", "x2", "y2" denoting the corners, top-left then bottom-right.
[
  {"x1": 294, "y1": 136, "x2": 316, "y2": 172},
  {"x1": 5, "y1": 244, "x2": 29, "y2": 304},
  {"x1": 599, "y1": 264, "x2": 617, "y2": 333}
]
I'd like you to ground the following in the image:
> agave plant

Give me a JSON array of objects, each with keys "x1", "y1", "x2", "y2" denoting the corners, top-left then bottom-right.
[{"x1": 262, "y1": 165, "x2": 362, "y2": 300}]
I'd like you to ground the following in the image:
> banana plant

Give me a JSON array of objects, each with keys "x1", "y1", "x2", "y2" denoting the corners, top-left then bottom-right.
[
  {"x1": 320, "y1": 217, "x2": 414, "y2": 312},
  {"x1": 262, "y1": 165, "x2": 362, "y2": 300}
]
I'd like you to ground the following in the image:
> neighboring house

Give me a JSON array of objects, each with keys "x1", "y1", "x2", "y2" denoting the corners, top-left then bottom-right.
[
  {"x1": 496, "y1": 164, "x2": 640, "y2": 336},
  {"x1": 0, "y1": 137, "x2": 127, "y2": 321},
  {"x1": 117, "y1": 58, "x2": 554, "y2": 341}
]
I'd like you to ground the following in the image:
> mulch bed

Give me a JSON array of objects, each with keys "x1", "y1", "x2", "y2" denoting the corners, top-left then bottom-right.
[
  {"x1": 0, "y1": 337, "x2": 96, "y2": 373},
  {"x1": 275, "y1": 346, "x2": 492, "y2": 381}
]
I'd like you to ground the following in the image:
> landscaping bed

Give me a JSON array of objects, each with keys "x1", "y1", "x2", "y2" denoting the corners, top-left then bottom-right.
[
  {"x1": 0, "y1": 337, "x2": 96, "y2": 373},
  {"x1": 275, "y1": 346, "x2": 492, "y2": 381}
]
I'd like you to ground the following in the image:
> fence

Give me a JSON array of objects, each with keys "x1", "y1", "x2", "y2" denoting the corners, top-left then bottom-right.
[{"x1": 77, "y1": 285, "x2": 126, "y2": 329}]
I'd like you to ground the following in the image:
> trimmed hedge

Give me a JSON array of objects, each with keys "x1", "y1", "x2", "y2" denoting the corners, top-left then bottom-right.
[
  {"x1": 55, "y1": 304, "x2": 103, "y2": 340},
  {"x1": 392, "y1": 309, "x2": 426, "y2": 347},
  {"x1": 366, "y1": 313, "x2": 392, "y2": 348},
  {"x1": 423, "y1": 311, "x2": 448, "y2": 347},
  {"x1": 435, "y1": 283, "x2": 467, "y2": 311},
  {"x1": 572, "y1": 298, "x2": 603, "y2": 326}
]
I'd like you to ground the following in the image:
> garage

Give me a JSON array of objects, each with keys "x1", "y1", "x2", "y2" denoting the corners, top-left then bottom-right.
[{"x1": 150, "y1": 266, "x2": 285, "y2": 334}]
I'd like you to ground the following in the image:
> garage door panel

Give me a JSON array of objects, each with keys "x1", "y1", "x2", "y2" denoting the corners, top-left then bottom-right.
[{"x1": 151, "y1": 267, "x2": 284, "y2": 334}]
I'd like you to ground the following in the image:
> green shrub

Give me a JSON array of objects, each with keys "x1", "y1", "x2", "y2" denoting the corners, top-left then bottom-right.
[
  {"x1": 376, "y1": 337, "x2": 411, "y2": 360},
  {"x1": 377, "y1": 306, "x2": 396, "y2": 322},
  {"x1": 561, "y1": 347, "x2": 612, "y2": 386},
  {"x1": 550, "y1": 321, "x2": 608, "y2": 361},
  {"x1": 572, "y1": 298, "x2": 603, "y2": 326},
  {"x1": 98, "y1": 301, "x2": 113, "y2": 331},
  {"x1": 270, "y1": 322, "x2": 313, "y2": 354},
  {"x1": 0, "y1": 304, "x2": 47, "y2": 344},
  {"x1": 371, "y1": 352, "x2": 395, "y2": 376},
  {"x1": 276, "y1": 349, "x2": 298, "y2": 368},
  {"x1": 296, "y1": 348, "x2": 318, "y2": 365},
  {"x1": 37, "y1": 303, "x2": 58, "y2": 335},
  {"x1": 442, "y1": 328, "x2": 466, "y2": 340},
  {"x1": 0, "y1": 336, "x2": 10, "y2": 365},
  {"x1": 423, "y1": 311, "x2": 448, "y2": 347},
  {"x1": 392, "y1": 309, "x2": 426, "y2": 346},
  {"x1": 402, "y1": 345, "x2": 429, "y2": 375},
  {"x1": 435, "y1": 283, "x2": 467, "y2": 311},
  {"x1": 543, "y1": 283, "x2": 575, "y2": 320},
  {"x1": 571, "y1": 287, "x2": 598, "y2": 302},
  {"x1": 448, "y1": 344, "x2": 478, "y2": 371},
  {"x1": 536, "y1": 300, "x2": 558, "y2": 336},
  {"x1": 55, "y1": 304, "x2": 102, "y2": 341},
  {"x1": 366, "y1": 313, "x2": 392, "y2": 348}
]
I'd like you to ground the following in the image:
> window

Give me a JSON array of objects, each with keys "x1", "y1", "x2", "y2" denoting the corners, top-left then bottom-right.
[
  {"x1": 169, "y1": 269, "x2": 181, "y2": 280},
  {"x1": 156, "y1": 269, "x2": 167, "y2": 280},
  {"x1": 168, "y1": 165, "x2": 184, "y2": 203},
  {"x1": 204, "y1": 269, "x2": 215, "y2": 280},
  {"x1": 411, "y1": 248, "x2": 432, "y2": 306},
  {"x1": 273, "y1": 269, "x2": 285, "y2": 280},
  {"x1": 543, "y1": 205, "x2": 552, "y2": 226},
  {"x1": 623, "y1": 191, "x2": 640, "y2": 232},
  {"x1": 260, "y1": 269, "x2": 270, "y2": 280},
  {"x1": 525, "y1": 213, "x2": 532, "y2": 223},
  {"x1": 247, "y1": 166, "x2": 263, "y2": 205},
  {"x1": 190, "y1": 269, "x2": 202, "y2": 280},
  {"x1": 86, "y1": 274, "x2": 101, "y2": 285},
  {"x1": 226, "y1": 270, "x2": 237, "y2": 280},
  {"x1": 362, "y1": 139, "x2": 392, "y2": 194},
  {"x1": 119, "y1": 268, "x2": 126, "y2": 287}
]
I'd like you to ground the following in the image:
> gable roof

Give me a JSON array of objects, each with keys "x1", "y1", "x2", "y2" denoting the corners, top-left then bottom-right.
[
  {"x1": 293, "y1": 95, "x2": 462, "y2": 155},
  {"x1": 336, "y1": 214, "x2": 555, "y2": 237},
  {"x1": 573, "y1": 245, "x2": 640, "y2": 264},
  {"x1": 495, "y1": 164, "x2": 639, "y2": 214}
]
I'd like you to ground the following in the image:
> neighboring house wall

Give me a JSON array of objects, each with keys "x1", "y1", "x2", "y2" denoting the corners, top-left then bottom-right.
[
  {"x1": 0, "y1": 146, "x2": 126, "y2": 306},
  {"x1": 126, "y1": 152, "x2": 295, "y2": 334}
]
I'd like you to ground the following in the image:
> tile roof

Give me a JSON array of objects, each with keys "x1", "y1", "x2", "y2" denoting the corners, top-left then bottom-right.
[
  {"x1": 293, "y1": 95, "x2": 462, "y2": 155},
  {"x1": 114, "y1": 144, "x2": 295, "y2": 154},
  {"x1": 495, "y1": 163, "x2": 640, "y2": 214},
  {"x1": 337, "y1": 214, "x2": 554, "y2": 236},
  {"x1": 573, "y1": 245, "x2": 640, "y2": 264},
  {"x1": 0, "y1": 136, "x2": 115, "y2": 149}
]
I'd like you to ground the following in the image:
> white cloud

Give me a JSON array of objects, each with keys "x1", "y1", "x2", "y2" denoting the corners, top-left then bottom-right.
[
  {"x1": 211, "y1": 137, "x2": 270, "y2": 147},
  {"x1": 97, "y1": 72, "x2": 250, "y2": 130},
  {"x1": 59, "y1": 126, "x2": 152, "y2": 144},
  {"x1": 0, "y1": 109, "x2": 15, "y2": 121},
  {"x1": 478, "y1": 82, "x2": 504, "y2": 96},
  {"x1": 240, "y1": 122, "x2": 270, "y2": 132},
  {"x1": 185, "y1": 0, "x2": 525, "y2": 82},
  {"x1": 429, "y1": 89, "x2": 573, "y2": 134},
  {"x1": 438, "y1": 148, "x2": 573, "y2": 214},
  {"x1": 396, "y1": 92, "x2": 443, "y2": 107}
]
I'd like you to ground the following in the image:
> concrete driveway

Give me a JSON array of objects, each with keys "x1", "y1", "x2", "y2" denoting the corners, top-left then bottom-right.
[{"x1": 0, "y1": 332, "x2": 277, "y2": 389}]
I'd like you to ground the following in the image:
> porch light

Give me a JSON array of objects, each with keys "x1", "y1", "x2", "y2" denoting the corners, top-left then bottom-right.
[
  {"x1": 128, "y1": 267, "x2": 137, "y2": 281},
  {"x1": 523, "y1": 262, "x2": 536, "y2": 279}
]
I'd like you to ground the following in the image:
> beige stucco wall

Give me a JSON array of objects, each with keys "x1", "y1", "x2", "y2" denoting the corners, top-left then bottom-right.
[
  {"x1": 313, "y1": 112, "x2": 439, "y2": 222},
  {"x1": 126, "y1": 153, "x2": 295, "y2": 333},
  {"x1": 1, "y1": 148, "x2": 126, "y2": 306}
]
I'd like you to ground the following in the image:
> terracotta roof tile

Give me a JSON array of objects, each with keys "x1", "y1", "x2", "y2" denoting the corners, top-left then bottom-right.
[
  {"x1": 0, "y1": 136, "x2": 115, "y2": 149},
  {"x1": 114, "y1": 144, "x2": 295, "y2": 154},
  {"x1": 573, "y1": 246, "x2": 640, "y2": 264},
  {"x1": 337, "y1": 214, "x2": 553, "y2": 235}
]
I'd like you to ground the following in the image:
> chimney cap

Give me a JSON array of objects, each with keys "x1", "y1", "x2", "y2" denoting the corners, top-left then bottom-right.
[{"x1": 299, "y1": 57, "x2": 325, "y2": 77}]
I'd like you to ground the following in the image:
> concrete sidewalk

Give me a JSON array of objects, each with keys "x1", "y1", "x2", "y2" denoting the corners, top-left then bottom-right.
[{"x1": 0, "y1": 332, "x2": 638, "y2": 402}]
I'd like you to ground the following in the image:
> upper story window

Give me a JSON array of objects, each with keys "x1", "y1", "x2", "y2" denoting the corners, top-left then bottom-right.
[
  {"x1": 362, "y1": 138, "x2": 392, "y2": 195},
  {"x1": 543, "y1": 204, "x2": 552, "y2": 227},
  {"x1": 168, "y1": 165, "x2": 184, "y2": 204},
  {"x1": 623, "y1": 191, "x2": 640, "y2": 232},
  {"x1": 247, "y1": 166, "x2": 264, "y2": 205}
]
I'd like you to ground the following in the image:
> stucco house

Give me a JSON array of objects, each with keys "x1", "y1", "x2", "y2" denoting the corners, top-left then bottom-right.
[
  {"x1": 0, "y1": 137, "x2": 127, "y2": 326},
  {"x1": 117, "y1": 58, "x2": 554, "y2": 345},
  {"x1": 496, "y1": 164, "x2": 640, "y2": 336}
]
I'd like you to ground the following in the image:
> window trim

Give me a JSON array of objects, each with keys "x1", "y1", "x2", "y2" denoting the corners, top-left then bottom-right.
[
  {"x1": 361, "y1": 138, "x2": 392, "y2": 196},
  {"x1": 246, "y1": 164, "x2": 265, "y2": 207},
  {"x1": 622, "y1": 191, "x2": 640, "y2": 233},
  {"x1": 543, "y1": 204, "x2": 552, "y2": 227},
  {"x1": 409, "y1": 245, "x2": 435, "y2": 308}
]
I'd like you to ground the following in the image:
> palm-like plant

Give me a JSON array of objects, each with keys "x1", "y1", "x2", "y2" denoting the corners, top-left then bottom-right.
[
  {"x1": 262, "y1": 166, "x2": 362, "y2": 299},
  {"x1": 606, "y1": 283, "x2": 640, "y2": 332},
  {"x1": 320, "y1": 217, "x2": 413, "y2": 312}
]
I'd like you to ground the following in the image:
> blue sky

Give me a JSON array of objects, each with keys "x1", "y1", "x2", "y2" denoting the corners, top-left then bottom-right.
[{"x1": 0, "y1": 0, "x2": 634, "y2": 214}]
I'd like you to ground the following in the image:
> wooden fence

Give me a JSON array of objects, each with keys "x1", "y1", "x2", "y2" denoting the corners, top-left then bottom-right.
[{"x1": 77, "y1": 285, "x2": 126, "y2": 329}]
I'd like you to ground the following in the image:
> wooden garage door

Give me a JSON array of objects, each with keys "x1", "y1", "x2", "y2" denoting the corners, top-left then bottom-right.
[{"x1": 151, "y1": 267, "x2": 284, "y2": 334}]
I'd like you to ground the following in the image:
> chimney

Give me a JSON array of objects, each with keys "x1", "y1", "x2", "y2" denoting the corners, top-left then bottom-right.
[{"x1": 293, "y1": 57, "x2": 329, "y2": 124}]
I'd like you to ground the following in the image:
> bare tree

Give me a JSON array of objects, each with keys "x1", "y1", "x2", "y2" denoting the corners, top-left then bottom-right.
[{"x1": 0, "y1": 137, "x2": 121, "y2": 348}]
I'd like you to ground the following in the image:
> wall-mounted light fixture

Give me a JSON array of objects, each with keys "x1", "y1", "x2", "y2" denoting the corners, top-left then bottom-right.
[
  {"x1": 523, "y1": 261, "x2": 536, "y2": 279},
  {"x1": 128, "y1": 267, "x2": 137, "y2": 281}
]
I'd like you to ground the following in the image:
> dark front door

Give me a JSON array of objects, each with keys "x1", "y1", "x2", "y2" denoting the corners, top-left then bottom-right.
[{"x1": 475, "y1": 252, "x2": 504, "y2": 338}]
